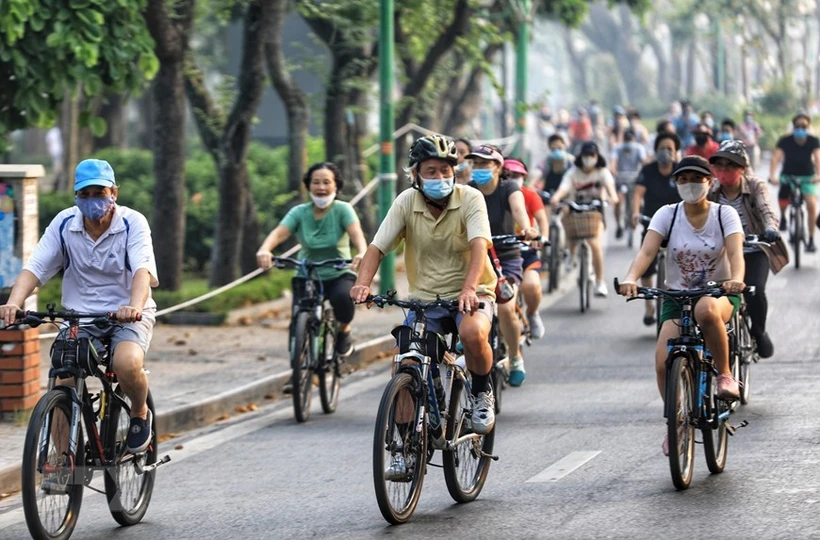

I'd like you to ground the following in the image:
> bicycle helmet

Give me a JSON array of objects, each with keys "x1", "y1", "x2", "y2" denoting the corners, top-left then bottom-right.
[
  {"x1": 408, "y1": 135, "x2": 459, "y2": 168},
  {"x1": 612, "y1": 105, "x2": 626, "y2": 116}
]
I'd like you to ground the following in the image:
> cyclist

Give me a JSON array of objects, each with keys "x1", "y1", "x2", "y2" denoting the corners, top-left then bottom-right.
[
  {"x1": 534, "y1": 134, "x2": 573, "y2": 195},
  {"x1": 610, "y1": 128, "x2": 648, "y2": 239},
  {"x1": 503, "y1": 157, "x2": 549, "y2": 339},
  {"x1": 708, "y1": 140, "x2": 789, "y2": 358},
  {"x1": 768, "y1": 112, "x2": 820, "y2": 249},
  {"x1": 455, "y1": 137, "x2": 472, "y2": 184},
  {"x1": 0, "y1": 159, "x2": 159, "y2": 454},
  {"x1": 674, "y1": 100, "x2": 699, "y2": 148},
  {"x1": 256, "y1": 162, "x2": 368, "y2": 357},
  {"x1": 631, "y1": 132, "x2": 682, "y2": 325},
  {"x1": 627, "y1": 109, "x2": 651, "y2": 150},
  {"x1": 466, "y1": 144, "x2": 539, "y2": 386},
  {"x1": 717, "y1": 118, "x2": 736, "y2": 143},
  {"x1": 608, "y1": 105, "x2": 629, "y2": 149},
  {"x1": 740, "y1": 111, "x2": 763, "y2": 170},
  {"x1": 618, "y1": 156, "x2": 745, "y2": 455},
  {"x1": 685, "y1": 123, "x2": 719, "y2": 160},
  {"x1": 550, "y1": 141, "x2": 619, "y2": 297},
  {"x1": 350, "y1": 134, "x2": 498, "y2": 438}
]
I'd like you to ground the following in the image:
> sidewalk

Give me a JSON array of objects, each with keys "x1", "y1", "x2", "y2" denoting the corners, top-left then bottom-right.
[{"x1": 0, "y1": 271, "x2": 411, "y2": 495}]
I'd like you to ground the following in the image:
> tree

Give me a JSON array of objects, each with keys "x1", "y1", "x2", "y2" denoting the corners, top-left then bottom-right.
[
  {"x1": 185, "y1": 0, "x2": 272, "y2": 286},
  {"x1": 0, "y1": 0, "x2": 158, "y2": 153},
  {"x1": 144, "y1": 0, "x2": 196, "y2": 291}
]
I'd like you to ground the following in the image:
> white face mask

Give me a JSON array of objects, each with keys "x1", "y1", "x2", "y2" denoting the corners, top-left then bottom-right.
[
  {"x1": 509, "y1": 177, "x2": 524, "y2": 188},
  {"x1": 677, "y1": 182, "x2": 709, "y2": 204},
  {"x1": 311, "y1": 192, "x2": 336, "y2": 209},
  {"x1": 582, "y1": 156, "x2": 597, "y2": 168}
]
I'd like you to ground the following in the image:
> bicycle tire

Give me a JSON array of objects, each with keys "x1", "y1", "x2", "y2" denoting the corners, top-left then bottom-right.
[
  {"x1": 579, "y1": 244, "x2": 589, "y2": 313},
  {"x1": 291, "y1": 311, "x2": 314, "y2": 423},
  {"x1": 548, "y1": 224, "x2": 561, "y2": 293},
  {"x1": 666, "y1": 355, "x2": 695, "y2": 490},
  {"x1": 702, "y1": 373, "x2": 729, "y2": 474},
  {"x1": 792, "y1": 206, "x2": 802, "y2": 269},
  {"x1": 103, "y1": 387, "x2": 157, "y2": 526},
  {"x1": 372, "y1": 372, "x2": 427, "y2": 524},
  {"x1": 491, "y1": 316, "x2": 504, "y2": 415},
  {"x1": 655, "y1": 253, "x2": 666, "y2": 337},
  {"x1": 442, "y1": 374, "x2": 495, "y2": 503},
  {"x1": 491, "y1": 364, "x2": 503, "y2": 415},
  {"x1": 738, "y1": 316, "x2": 754, "y2": 405},
  {"x1": 318, "y1": 312, "x2": 341, "y2": 414},
  {"x1": 22, "y1": 388, "x2": 84, "y2": 540}
]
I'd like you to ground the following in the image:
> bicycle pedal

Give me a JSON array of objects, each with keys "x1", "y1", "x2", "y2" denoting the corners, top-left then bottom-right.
[
  {"x1": 726, "y1": 420, "x2": 749, "y2": 436},
  {"x1": 480, "y1": 451, "x2": 499, "y2": 461},
  {"x1": 134, "y1": 454, "x2": 171, "y2": 475}
]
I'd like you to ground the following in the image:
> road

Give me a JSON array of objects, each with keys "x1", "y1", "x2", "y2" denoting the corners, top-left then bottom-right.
[{"x1": 1, "y1": 239, "x2": 819, "y2": 539}]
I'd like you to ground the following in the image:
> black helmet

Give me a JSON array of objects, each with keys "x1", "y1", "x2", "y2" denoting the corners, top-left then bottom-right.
[{"x1": 408, "y1": 135, "x2": 458, "y2": 167}]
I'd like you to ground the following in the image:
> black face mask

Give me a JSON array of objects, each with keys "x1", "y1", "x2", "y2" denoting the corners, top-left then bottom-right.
[{"x1": 695, "y1": 134, "x2": 709, "y2": 145}]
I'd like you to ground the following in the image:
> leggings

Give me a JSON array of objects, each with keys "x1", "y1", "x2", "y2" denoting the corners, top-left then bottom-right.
[
  {"x1": 292, "y1": 274, "x2": 357, "y2": 325},
  {"x1": 743, "y1": 250, "x2": 769, "y2": 337}
]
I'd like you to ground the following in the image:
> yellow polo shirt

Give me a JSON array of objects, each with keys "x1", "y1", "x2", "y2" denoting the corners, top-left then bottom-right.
[{"x1": 372, "y1": 184, "x2": 497, "y2": 301}]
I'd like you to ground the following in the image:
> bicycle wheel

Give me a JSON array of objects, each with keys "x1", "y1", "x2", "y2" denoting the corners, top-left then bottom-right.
[
  {"x1": 702, "y1": 374, "x2": 729, "y2": 474},
  {"x1": 372, "y1": 372, "x2": 427, "y2": 524},
  {"x1": 103, "y1": 387, "x2": 157, "y2": 526},
  {"x1": 22, "y1": 388, "x2": 84, "y2": 540},
  {"x1": 655, "y1": 254, "x2": 666, "y2": 337},
  {"x1": 548, "y1": 224, "x2": 561, "y2": 293},
  {"x1": 792, "y1": 206, "x2": 802, "y2": 269},
  {"x1": 491, "y1": 363, "x2": 503, "y2": 415},
  {"x1": 625, "y1": 187, "x2": 634, "y2": 248},
  {"x1": 579, "y1": 243, "x2": 589, "y2": 313},
  {"x1": 738, "y1": 317, "x2": 754, "y2": 405},
  {"x1": 443, "y1": 374, "x2": 495, "y2": 503},
  {"x1": 318, "y1": 314, "x2": 341, "y2": 414},
  {"x1": 666, "y1": 355, "x2": 695, "y2": 490},
  {"x1": 291, "y1": 311, "x2": 314, "y2": 423}
]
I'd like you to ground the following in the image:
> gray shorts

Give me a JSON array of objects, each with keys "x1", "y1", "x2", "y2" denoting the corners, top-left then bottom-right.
[
  {"x1": 59, "y1": 309, "x2": 155, "y2": 356},
  {"x1": 402, "y1": 299, "x2": 494, "y2": 335}
]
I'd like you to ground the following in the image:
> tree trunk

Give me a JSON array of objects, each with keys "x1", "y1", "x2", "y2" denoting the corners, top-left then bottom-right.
[
  {"x1": 211, "y1": 159, "x2": 247, "y2": 284},
  {"x1": 324, "y1": 55, "x2": 352, "y2": 177},
  {"x1": 686, "y1": 41, "x2": 696, "y2": 98},
  {"x1": 564, "y1": 29, "x2": 590, "y2": 96},
  {"x1": 61, "y1": 89, "x2": 79, "y2": 191},
  {"x1": 642, "y1": 24, "x2": 669, "y2": 101},
  {"x1": 242, "y1": 191, "x2": 261, "y2": 274},
  {"x1": 93, "y1": 91, "x2": 126, "y2": 150},
  {"x1": 135, "y1": 89, "x2": 155, "y2": 149}
]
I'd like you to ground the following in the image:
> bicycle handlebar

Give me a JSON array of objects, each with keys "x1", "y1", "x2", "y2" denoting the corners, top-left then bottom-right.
[
  {"x1": 613, "y1": 278, "x2": 755, "y2": 301},
  {"x1": 364, "y1": 292, "x2": 484, "y2": 312},
  {"x1": 743, "y1": 234, "x2": 772, "y2": 248},
  {"x1": 491, "y1": 234, "x2": 549, "y2": 246},
  {"x1": 11, "y1": 308, "x2": 122, "y2": 329},
  {"x1": 273, "y1": 257, "x2": 352, "y2": 271},
  {"x1": 561, "y1": 199, "x2": 605, "y2": 212}
]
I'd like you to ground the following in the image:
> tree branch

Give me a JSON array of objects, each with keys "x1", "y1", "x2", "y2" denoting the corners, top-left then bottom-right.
[
  {"x1": 298, "y1": 0, "x2": 340, "y2": 46},
  {"x1": 144, "y1": 0, "x2": 195, "y2": 58},
  {"x1": 266, "y1": 0, "x2": 307, "y2": 111},
  {"x1": 183, "y1": 56, "x2": 223, "y2": 161},
  {"x1": 394, "y1": 7, "x2": 417, "y2": 77}
]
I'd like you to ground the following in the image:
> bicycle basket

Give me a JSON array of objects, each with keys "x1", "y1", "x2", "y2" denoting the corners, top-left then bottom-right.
[{"x1": 563, "y1": 211, "x2": 602, "y2": 240}]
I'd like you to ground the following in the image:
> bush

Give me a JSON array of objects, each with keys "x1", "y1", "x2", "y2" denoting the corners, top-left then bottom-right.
[{"x1": 757, "y1": 79, "x2": 800, "y2": 117}]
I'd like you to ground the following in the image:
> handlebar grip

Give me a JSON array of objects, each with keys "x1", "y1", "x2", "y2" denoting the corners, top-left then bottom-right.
[{"x1": 613, "y1": 277, "x2": 620, "y2": 290}]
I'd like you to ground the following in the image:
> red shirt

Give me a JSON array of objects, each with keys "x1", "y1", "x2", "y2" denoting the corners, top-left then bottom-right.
[
  {"x1": 520, "y1": 186, "x2": 545, "y2": 228},
  {"x1": 685, "y1": 139, "x2": 720, "y2": 160}
]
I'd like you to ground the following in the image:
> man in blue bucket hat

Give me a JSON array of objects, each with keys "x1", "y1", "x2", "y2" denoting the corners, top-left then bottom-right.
[{"x1": 0, "y1": 159, "x2": 159, "y2": 454}]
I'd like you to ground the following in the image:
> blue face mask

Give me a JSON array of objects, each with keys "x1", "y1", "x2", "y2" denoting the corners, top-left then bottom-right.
[
  {"x1": 550, "y1": 148, "x2": 565, "y2": 161},
  {"x1": 421, "y1": 177, "x2": 454, "y2": 200},
  {"x1": 719, "y1": 132, "x2": 732, "y2": 142},
  {"x1": 794, "y1": 127, "x2": 808, "y2": 139},
  {"x1": 75, "y1": 195, "x2": 115, "y2": 221},
  {"x1": 471, "y1": 168, "x2": 494, "y2": 185}
]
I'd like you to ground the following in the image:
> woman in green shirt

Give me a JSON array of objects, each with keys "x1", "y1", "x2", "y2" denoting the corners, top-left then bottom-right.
[{"x1": 256, "y1": 162, "x2": 368, "y2": 356}]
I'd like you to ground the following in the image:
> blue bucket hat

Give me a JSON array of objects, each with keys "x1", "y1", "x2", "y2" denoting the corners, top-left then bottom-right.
[{"x1": 74, "y1": 159, "x2": 116, "y2": 192}]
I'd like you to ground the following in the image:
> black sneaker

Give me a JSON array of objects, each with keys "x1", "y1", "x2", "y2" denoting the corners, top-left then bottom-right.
[
  {"x1": 126, "y1": 409, "x2": 153, "y2": 454},
  {"x1": 615, "y1": 226, "x2": 624, "y2": 239},
  {"x1": 779, "y1": 216, "x2": 787, "y2": 231},
  {"x1": 807, "y1": 238, "x2": 817, "y2": 253},
  {"x1": 335, "y1": 331, "x2": 353, "y2": 358},
  {"x1": 756, "y1": 332, "x2": 774, "y2": 358}
]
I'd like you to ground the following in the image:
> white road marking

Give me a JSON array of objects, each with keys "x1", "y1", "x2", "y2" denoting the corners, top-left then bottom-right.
[{"x1": 526, "y1": 451, "x2": 601, "y2": 483}]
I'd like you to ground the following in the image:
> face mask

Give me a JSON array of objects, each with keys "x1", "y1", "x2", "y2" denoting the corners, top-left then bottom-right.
[
  {"x1": 694, "y1": 134, "x2": 709, "y2": 145},
  {"x1": 719, "y1": 132, "x2": 732, "y2": 142},
  {"x1": 677, "y1": 182, "x2": 710, "y2": 204},
  {"x1": 794, "y1": 127, "x2": 808, "y2": 139},
  {"x1": 582, "y1": 156, "x2": 597, "y2": 168},
  {"x1": 716, "y1": 169, "x2": 742, "y2": 187},
  {"x1": 704, "y1": 118, "x2": 715, "y2": 129},
  {"x1": 455, "y1": 162, "x2": 469, "y2": 173},
  {"x1": 508, "y1": 177, "x2": 524, "y2": 188},
  {"x1": 75, "y1": 195, "x2": 115, "y2": 221},
  {"x1": 420, "y1": 177, "x2": 454, "y2": 200},
  {"x1": 311, "y1": 193, "x2": 335, "y2": 209},
  {"x1": 656, "y1": 149, "x2": 674, "y2": 165},
  {"x1": 471, "y1": 168, "x2": 494, "y2": 186},
  {"x1": 549, "y1": 148, "x2": 565, "y2": 161}
]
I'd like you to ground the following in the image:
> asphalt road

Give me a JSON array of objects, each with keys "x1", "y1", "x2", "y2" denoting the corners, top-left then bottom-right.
[{"x1": 1, "y1": 239, "x2": 819, "y2": 540}]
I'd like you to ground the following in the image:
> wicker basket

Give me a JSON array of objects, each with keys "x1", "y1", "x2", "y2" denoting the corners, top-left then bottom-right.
[{"x1": 563, "y1": 211, "x2": 602, "y2": 240}]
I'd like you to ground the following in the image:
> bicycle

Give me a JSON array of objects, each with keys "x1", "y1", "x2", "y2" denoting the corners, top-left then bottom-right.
[
  {"x1": 639, "y1": 214, "x2": 666, "y2": 336},
  {"x1": 11, "y1": 305, "x2": 170, "y2": 540},
  {"x1": 273, "y1": 257, "x2": 352, "y2": 423},
  {"x1": 367, "y1": 292, "x2": 497, "y2": 524},
  {"x1": 562, "y1": 199, "x2": 603, "y2": 313},
  {"x1": 616, "y1": 171, "x2": 639, "y2": 248},
  {"x1": 781, "y1": 175, "x2": 807, "y2": 269},
  {"x1": 539, "y1": 191, "x2": 566, "y2": 294},
  {"x1": 615, "y1": 279, "x2": 752, "y2": 490}
]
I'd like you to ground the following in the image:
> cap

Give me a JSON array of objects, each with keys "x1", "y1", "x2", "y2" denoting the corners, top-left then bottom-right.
[
  {"x1": 672, "y1": 156, "x2": 712, "y2": 178},
  {"x1": 74, "y1": 159, "x2": 116, "y2": 192},
  {"x1": 709, "y1": 140, "x2": 749, "y2": 168},
  {"x1": 466, "y1": 144, "x2": 504, "y2": 164},
  {"x1": 579, "y1": 141, "x2": 599, "y2": 155},
  {"x1": 503, "y1": 158, "x2": 528, "y2": 175}
]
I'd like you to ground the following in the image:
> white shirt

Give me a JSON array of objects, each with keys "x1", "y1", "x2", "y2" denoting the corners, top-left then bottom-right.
[
  {"x1": 558, "y1": 166, "x2": 618, "y2": 202},
  {"x1": 25, "y1": 205, "x2": 159, "y2": 313},
  {"x1": 648, "y1": 202, "x2": 743, "y2": 290}
]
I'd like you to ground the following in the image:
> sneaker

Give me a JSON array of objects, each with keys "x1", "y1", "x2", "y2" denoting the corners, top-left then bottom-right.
[
  {"x1": 282, "y1": 381, "x2": 293, "y2": 394},
  {"x1": 779, "y1": 216, "x2": 787, "y2": 231},
  {"x1": 615, "y1": 226, "x2": 624, "y2": 239},
  {"x1": 384, "y1": 454, "x2": 409, "y2": 482},
  {"x1": 527, "y1": 312, "x2": 545, "y2": 339},
  {"x1": 716, "y1": 374, "x2": 740, "y2": 401},
  {"x1": 594, "y1": 281, "x2": 608, "y2": 297},
  {"x1": 756, "y1": 331, "x2": 774, "y2": 358},
  {"x1": 508, "y1": 356, "x2": 526, "y2": 387},
  {"x1": 471, "y1": 391, "x2": 496, "y2": 434},
  {"x1": 126, "y1": 409, "x2": 153, "y2": 454},
  {"x1": 335, "y1": 330, "x2": 353, "y2": 357},
  {"x1": 807, "y1": 238, "x2": 817, "y2": 253},
  {"x1": 643, "y1": 315, "x2": 656, "y2": 326}
]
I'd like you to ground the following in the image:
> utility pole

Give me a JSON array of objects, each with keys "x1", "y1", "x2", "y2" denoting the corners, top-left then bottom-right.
[
  {"x1": 378, "y1": 0, "x2": 396, "y2": 293},
  {"x1": 514, "y1": 0, "x2": 530, "y2": 160}
]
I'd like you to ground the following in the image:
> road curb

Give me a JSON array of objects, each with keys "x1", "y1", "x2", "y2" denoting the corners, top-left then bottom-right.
[{"x1": 0, "y1": 334, "x2": 396, "y2": 497}]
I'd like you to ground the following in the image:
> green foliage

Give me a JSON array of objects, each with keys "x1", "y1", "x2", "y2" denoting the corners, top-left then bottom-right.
[
  {"x1": 754, "y1": 114, "x2": 793, "y2": 152},
  {"x1": 0, "y1": 0, "x2": 157, "y2": 151},
  {"x1": 537, "y1": 0, "x2": 650, "y2": 26},
  {"x1": 757, "y1": 79, "x2": 800, "y2": 117}
]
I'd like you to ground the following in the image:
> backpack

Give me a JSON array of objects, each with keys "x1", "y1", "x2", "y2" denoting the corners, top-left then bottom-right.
[
  {"x1": 662, "y1": 202, "x2": 725, "y2": 249},
  {"x1": 58, "y1": 214, "x2": 131, "y2": 272}
]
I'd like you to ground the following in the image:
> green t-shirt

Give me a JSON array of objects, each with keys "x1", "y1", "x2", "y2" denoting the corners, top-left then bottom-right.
[{"x1": 280, "y1": 200, "x2": 358, "y2": 280}]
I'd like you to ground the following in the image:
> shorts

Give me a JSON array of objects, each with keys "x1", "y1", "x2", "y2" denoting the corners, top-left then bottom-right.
[
  {"x1": 499, "y1": 257, "x2": 524, "y2": 285},
  {"x1": 402, "y1": 299, "x2": 495, "y2": 335},
  {"x1": 659, "y1": 295, "x2": 741, "y2": 326},
  {"x1": 779, "y1": 175, "x2": 817, "y2": 199},
  {"x1": 522, "y1": 248, "x2": 542, "y2": 272},
  {"x1": 62, "y1": 309, "x2": 156, "y2": 356}
]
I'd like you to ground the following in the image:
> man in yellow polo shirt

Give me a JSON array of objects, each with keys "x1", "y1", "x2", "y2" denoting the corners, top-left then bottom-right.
[{"x1": 351, "y1": 135, "x2": 497, "y2": 440}]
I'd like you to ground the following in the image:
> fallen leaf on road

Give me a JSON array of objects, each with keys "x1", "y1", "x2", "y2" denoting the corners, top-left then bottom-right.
[
  {"x1": 238, "y1": 316, "x2": 253, "y2": 326},
  {"x1": 257, "y1": 355, "x2": 266, "y2": 361},
  {"x1": 264, "y1": 394, "x2": 275, "y2": 400},
  {"x1": 184, "y1": 332, "x2": 191, "y2": 338},
  {"x1": 235, "y1": 405, "x2": 248, "y2": 413},
  {"x1": 174, "y1": 339, "x2": 187, "y2": 346},
  {"x1": 188, "y1": 349, "x2": 198, "y2": 356},
  {"x1": 174, "y1": 444, "x2": 184, "y2": 450},
  {"x1": 157, "y1": 433, "x2": 178, "y2": 443},
  {"x1": 217, "y1": 414, "x2": 230, "y2": 421}
]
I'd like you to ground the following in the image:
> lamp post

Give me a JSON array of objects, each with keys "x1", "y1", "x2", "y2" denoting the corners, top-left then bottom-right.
[
  {"x1": 513, "y1": 0, "x2": 531, "y2": 160},
  {"x1": 378, "y1": 0, "x2": 395, "y2": 293}
]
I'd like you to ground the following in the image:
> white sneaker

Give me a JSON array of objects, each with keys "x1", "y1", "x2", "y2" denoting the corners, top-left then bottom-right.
[
  {"x1": 527, "y1": 312, "x2": 545, "y2": 339},
  {"x1": 594, "y1": 281, "x2": 608, "y2": 297},
  {"x1": 384, "y1": 454, "x2": 409, "y2": 481},
  {"x1": 471, "y1": 391, "x2": 496, "y2": 435}
]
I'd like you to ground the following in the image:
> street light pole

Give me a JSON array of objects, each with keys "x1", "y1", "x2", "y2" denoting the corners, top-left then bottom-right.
[
  {"x1": 378, "y1": 0, "x2": 396, "y2": 293},
  {"x1": 513, "y1": 0, "x2": 530, "y2": 160}
]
